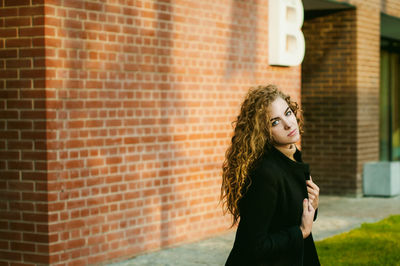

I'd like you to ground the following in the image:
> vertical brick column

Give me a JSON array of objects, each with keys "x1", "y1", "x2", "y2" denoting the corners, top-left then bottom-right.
[
  {"x1": 0, "y1": 1, "x2": 49, "y2": 265},
  {"x1": 302, "y1": 9, "x2": 358, "y2": 195},
  {"x1": 354, "y1": 7, "x2": 380, "y2": 192},
  {"x1": 302, "y1": 6, "x2": 380, "y2": 195}
]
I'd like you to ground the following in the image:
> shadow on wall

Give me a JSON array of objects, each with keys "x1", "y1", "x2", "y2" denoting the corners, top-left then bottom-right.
[
  {"x1": 225, "y1": 0, "x2": 259, "y2": 78},
  {"x1": 48, "y1": 0, "x2": 192, "y2": 259},
  {"x1": 156, "y1": 0, "x2": 175, "y2": 248}
]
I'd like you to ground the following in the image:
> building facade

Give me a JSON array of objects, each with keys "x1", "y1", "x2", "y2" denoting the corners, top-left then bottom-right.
[
  {"x1": 0, "y1": 0, "x2": 300, "y2": 265},
  {"x1": 1, "y1": 0, "x2": 399, "y2": 265},
  {"x1": 302, "y1": 0, "x2": 400, "y2": 196}
]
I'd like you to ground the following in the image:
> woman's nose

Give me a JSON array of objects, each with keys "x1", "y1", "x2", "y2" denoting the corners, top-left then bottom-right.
[{"x1": 282, "y1": 119, "x2": 292, "y2": 129}]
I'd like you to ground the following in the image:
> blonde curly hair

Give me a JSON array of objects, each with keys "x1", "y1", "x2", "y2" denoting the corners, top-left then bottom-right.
[{"x1": 221, "y1": 85, "x2": 304, "y2": 226}]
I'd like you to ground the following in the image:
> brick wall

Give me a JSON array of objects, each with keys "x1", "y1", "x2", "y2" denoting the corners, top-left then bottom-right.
[
  {"x1": 0, "y1": 0, "x2": 50, "y2": 265},
  {"x1": 302, "y1": 9, "x2": 359, "y2": 195},
  {"x1": 382, "y1": 0, "x2": 400, "y2": 16},
  {"x1": 302, "y1": 0, "x2": 382, "y2": 196},
  {"x1": 1, "y1": 0, "x2": 302, "y2": 265},
  {"x1": 335, "y1": 0, "x2": 400, "y2": 15},
  {"x1": 354, "y1": 6, "x2": 380, "y2": 193}
]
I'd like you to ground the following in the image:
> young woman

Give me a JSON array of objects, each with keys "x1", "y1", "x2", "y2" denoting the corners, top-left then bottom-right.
[{"x1": 221, "y1": 85, "x2": 320, "y2": 265}]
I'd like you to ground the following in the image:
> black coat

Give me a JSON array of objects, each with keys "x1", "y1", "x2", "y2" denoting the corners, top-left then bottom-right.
[{"x1": 225, "y1": 146, "x2": 320, "y2": 266}]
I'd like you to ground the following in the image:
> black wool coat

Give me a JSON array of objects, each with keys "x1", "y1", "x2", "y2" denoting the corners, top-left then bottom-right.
[{"x1": 225, "y1": 146, "x2": 320, "y2": 266}]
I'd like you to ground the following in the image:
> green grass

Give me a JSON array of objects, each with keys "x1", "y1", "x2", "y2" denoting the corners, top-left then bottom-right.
[{"x1": 316, "y1": 215, "x2": 400, "y2": 266}]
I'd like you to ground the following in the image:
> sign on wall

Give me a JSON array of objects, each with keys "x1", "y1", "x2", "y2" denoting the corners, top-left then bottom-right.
[{"x1": 269, "y1": 0, "x2": 305, "y2": 66}]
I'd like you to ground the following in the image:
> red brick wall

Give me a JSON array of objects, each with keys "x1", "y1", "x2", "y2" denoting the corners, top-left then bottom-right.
[
  {"x1": 354, "y1": 6, "x2": 380, "y2": 193},
  {"x1": 0, "y1": 0, "x2": 50, "y2": 265},
  {"x1": 302, "y1": 9, "x2": 359, "y2": 195},
  {"x1": 1, "y1": 0, "x2": 302, "y2": 265},
  {"x1": 302, "y1": 2, "x2": 381, "y2": 196}
]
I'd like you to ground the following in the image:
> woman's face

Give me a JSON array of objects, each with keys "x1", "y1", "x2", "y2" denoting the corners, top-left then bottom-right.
[{"x1": 268, "y1": 97, "x2": 300, "y2": 147}]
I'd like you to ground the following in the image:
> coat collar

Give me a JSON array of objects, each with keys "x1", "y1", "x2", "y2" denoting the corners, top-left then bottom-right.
[{"x1": 269, "y1": 145, "x2": 310, "y2": 174}]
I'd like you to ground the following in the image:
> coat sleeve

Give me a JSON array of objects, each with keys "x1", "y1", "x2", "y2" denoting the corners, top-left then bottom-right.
[{"x1": 239, "y1": 166, "x2": 304, "y2": 262}]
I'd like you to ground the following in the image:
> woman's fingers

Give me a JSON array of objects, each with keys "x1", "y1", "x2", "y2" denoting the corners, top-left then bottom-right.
[
  {"x1": 308, "y1": 199, "x2": 315, "y2": 212},
  {"x1": 303, "y1": 198, "x2": 314, "y2": 213},
  {"x1": 306, "y1": 176, "x2": 320, "y2": 210},
  {"x1": 307, "y1": 187, "x2": 318, "y2": 198},
  {"x1": 307, "y1": 186, "x2": 316, "y2": 193},
  {"x1": 306, "y1": 180, "x2": 319, "y2": 191}
]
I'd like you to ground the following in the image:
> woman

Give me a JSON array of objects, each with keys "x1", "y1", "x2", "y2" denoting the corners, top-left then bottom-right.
[{"x1": 221, "y1": 85, "x2": 320, "y2": 265}]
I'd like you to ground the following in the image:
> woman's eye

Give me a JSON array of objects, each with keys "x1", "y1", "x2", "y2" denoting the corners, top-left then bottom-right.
[
  {"x1": 271, "y1": 120, "x2": 279, "y2": 126},
  {"x1": 286, "y1": 110, "x2": 292, "y2": 116}
]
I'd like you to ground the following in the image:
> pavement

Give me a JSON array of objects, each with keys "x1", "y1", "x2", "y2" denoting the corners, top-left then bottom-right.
[{"x1": 108, "y1": 195, "x2": 400, "y2": 266}]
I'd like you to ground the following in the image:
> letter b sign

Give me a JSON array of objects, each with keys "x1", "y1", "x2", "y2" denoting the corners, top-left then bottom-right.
[{"x1": 269, "y1": 0, "x2": 305, "y2": 66}]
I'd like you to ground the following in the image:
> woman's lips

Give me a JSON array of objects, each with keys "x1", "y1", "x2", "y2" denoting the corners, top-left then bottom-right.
[{"x1": 288, "y1": 129, "x2": 297, "y2": 137}]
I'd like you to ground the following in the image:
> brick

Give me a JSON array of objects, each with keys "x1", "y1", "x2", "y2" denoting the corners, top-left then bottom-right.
[
  {"x1": 84, "y1": 2, "x2": 103, "y2": 11},
  {"x1": 19, "y1": 48, "x2": 45, "y2": 57},
  {"x1": 19, "y1": 6, "x2": 44, "y2": 16},
  {"x1": 7, "y1": 121, "x2": 32, "y2": 130},
  {"x1": 66, "y1": 239, "x2": 85, "y2": 250},
  {"x1": 0, "y1": 231, "x2": 22, "y2": 241},
  {"x1": 23, "y1": 254, "x2": 49, "y2": 264},
  {"x1": 19, "y1": 27, "x2": 44, "y2": 37},
  {"x1": 7, "y1": 141, "x2": 33, "y2": 149},
  {"x1": 0, "y1": 151, "x2": 19, "y2": 160},
  {"x1": 6, "y1": 100, "x2": 32, "y2": 109},
  {"x1": 22, "y1": 211, "x2": 49, "y2": 224},
  {"x1": 9, "y1": 222, "x2": 35, "y2": 232},
  {"x1": 0, "y1": 110, "x2": 18, "y2": 119},
  {"x1": 6, "y1": 80, "x2": 32, "y2": 88},
  {"x1": 0, "y1": 250, "x2": 22, "y2": 261},
  {"x1": 0, "y1": 7, "x2": 18, "y2": 17},
  {"x1": 62, "y1": 0, "x2": 83, "y2": 9},
  {"x1": 5, "y1": 17, "x2": 31, "y2": 27},
  {"x1": 21, "y1": 172, "x2": 47, "y2": 181},
  {"x1": 64, "y1": 19, "x2": 82, "y2": 29},
  {"x1": 0, "y1": 49, "x2": 17, "y2": 58},
  {"x1": 10, "y1": 242, "x2": 35, "y2": 252},
  {"x1": 20, "y1": 90, "x2": 46, "y2": 99},
  {"x1": 0, "y1": 240, "x2": 8, "y2": 249},
  {"x1": 0, "y1": 70, "x2": 17, "y2": 79},
  {"x1": 20, "y1": 69, "x2": 46, "y2": 79},
  {"x1": 0, "y1": 90, "x2": 18, "y2": 99},
  {"x1": 0, "y1": 171, "x2": 19, "y2": 180},
  {"x1": 4, "y1": 0, "x2": 30, "y2": 6},
  {"x1": 8, "y1": 181, "x2": 34, "y2": 190},
  {"x1": 20, "y1": 132, "x2": 46, "y2": 141},
  {"x1": 0, "y1": 28, "x2": 17, "y2": 38},
  {"x1": 6, "y1": 59, "x2": 32, "y2": 68},
  {"x1": 20, "y1": 110, "x2": 46, "y2": 119}
]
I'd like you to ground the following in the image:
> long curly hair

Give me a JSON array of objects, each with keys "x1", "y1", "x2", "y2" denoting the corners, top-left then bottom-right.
[{"x1": 221, "y1": 85, "x2": 304, "y2": 226}]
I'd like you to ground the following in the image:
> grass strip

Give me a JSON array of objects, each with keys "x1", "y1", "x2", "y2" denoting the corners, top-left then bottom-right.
[{"x1": 316, "y1": 215, "x2": 400, "y2": 266}]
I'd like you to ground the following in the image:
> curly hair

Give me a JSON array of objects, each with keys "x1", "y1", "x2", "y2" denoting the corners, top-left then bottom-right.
[{"x1": 220, "y1": 85, "x2": 304, "y2": 226}]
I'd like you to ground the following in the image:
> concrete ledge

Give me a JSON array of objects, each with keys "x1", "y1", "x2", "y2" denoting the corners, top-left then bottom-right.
[{"x1": 363, "y1": 161, "x2": 400, "y2": 196}]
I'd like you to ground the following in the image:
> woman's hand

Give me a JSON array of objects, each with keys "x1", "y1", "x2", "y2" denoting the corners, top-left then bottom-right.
[
  {"x1": 306, "y1": 176, "x2": 319, "y2": 210},
  {"x1": 300, "y1": 198, "x2": 315, "y2": 239}
]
